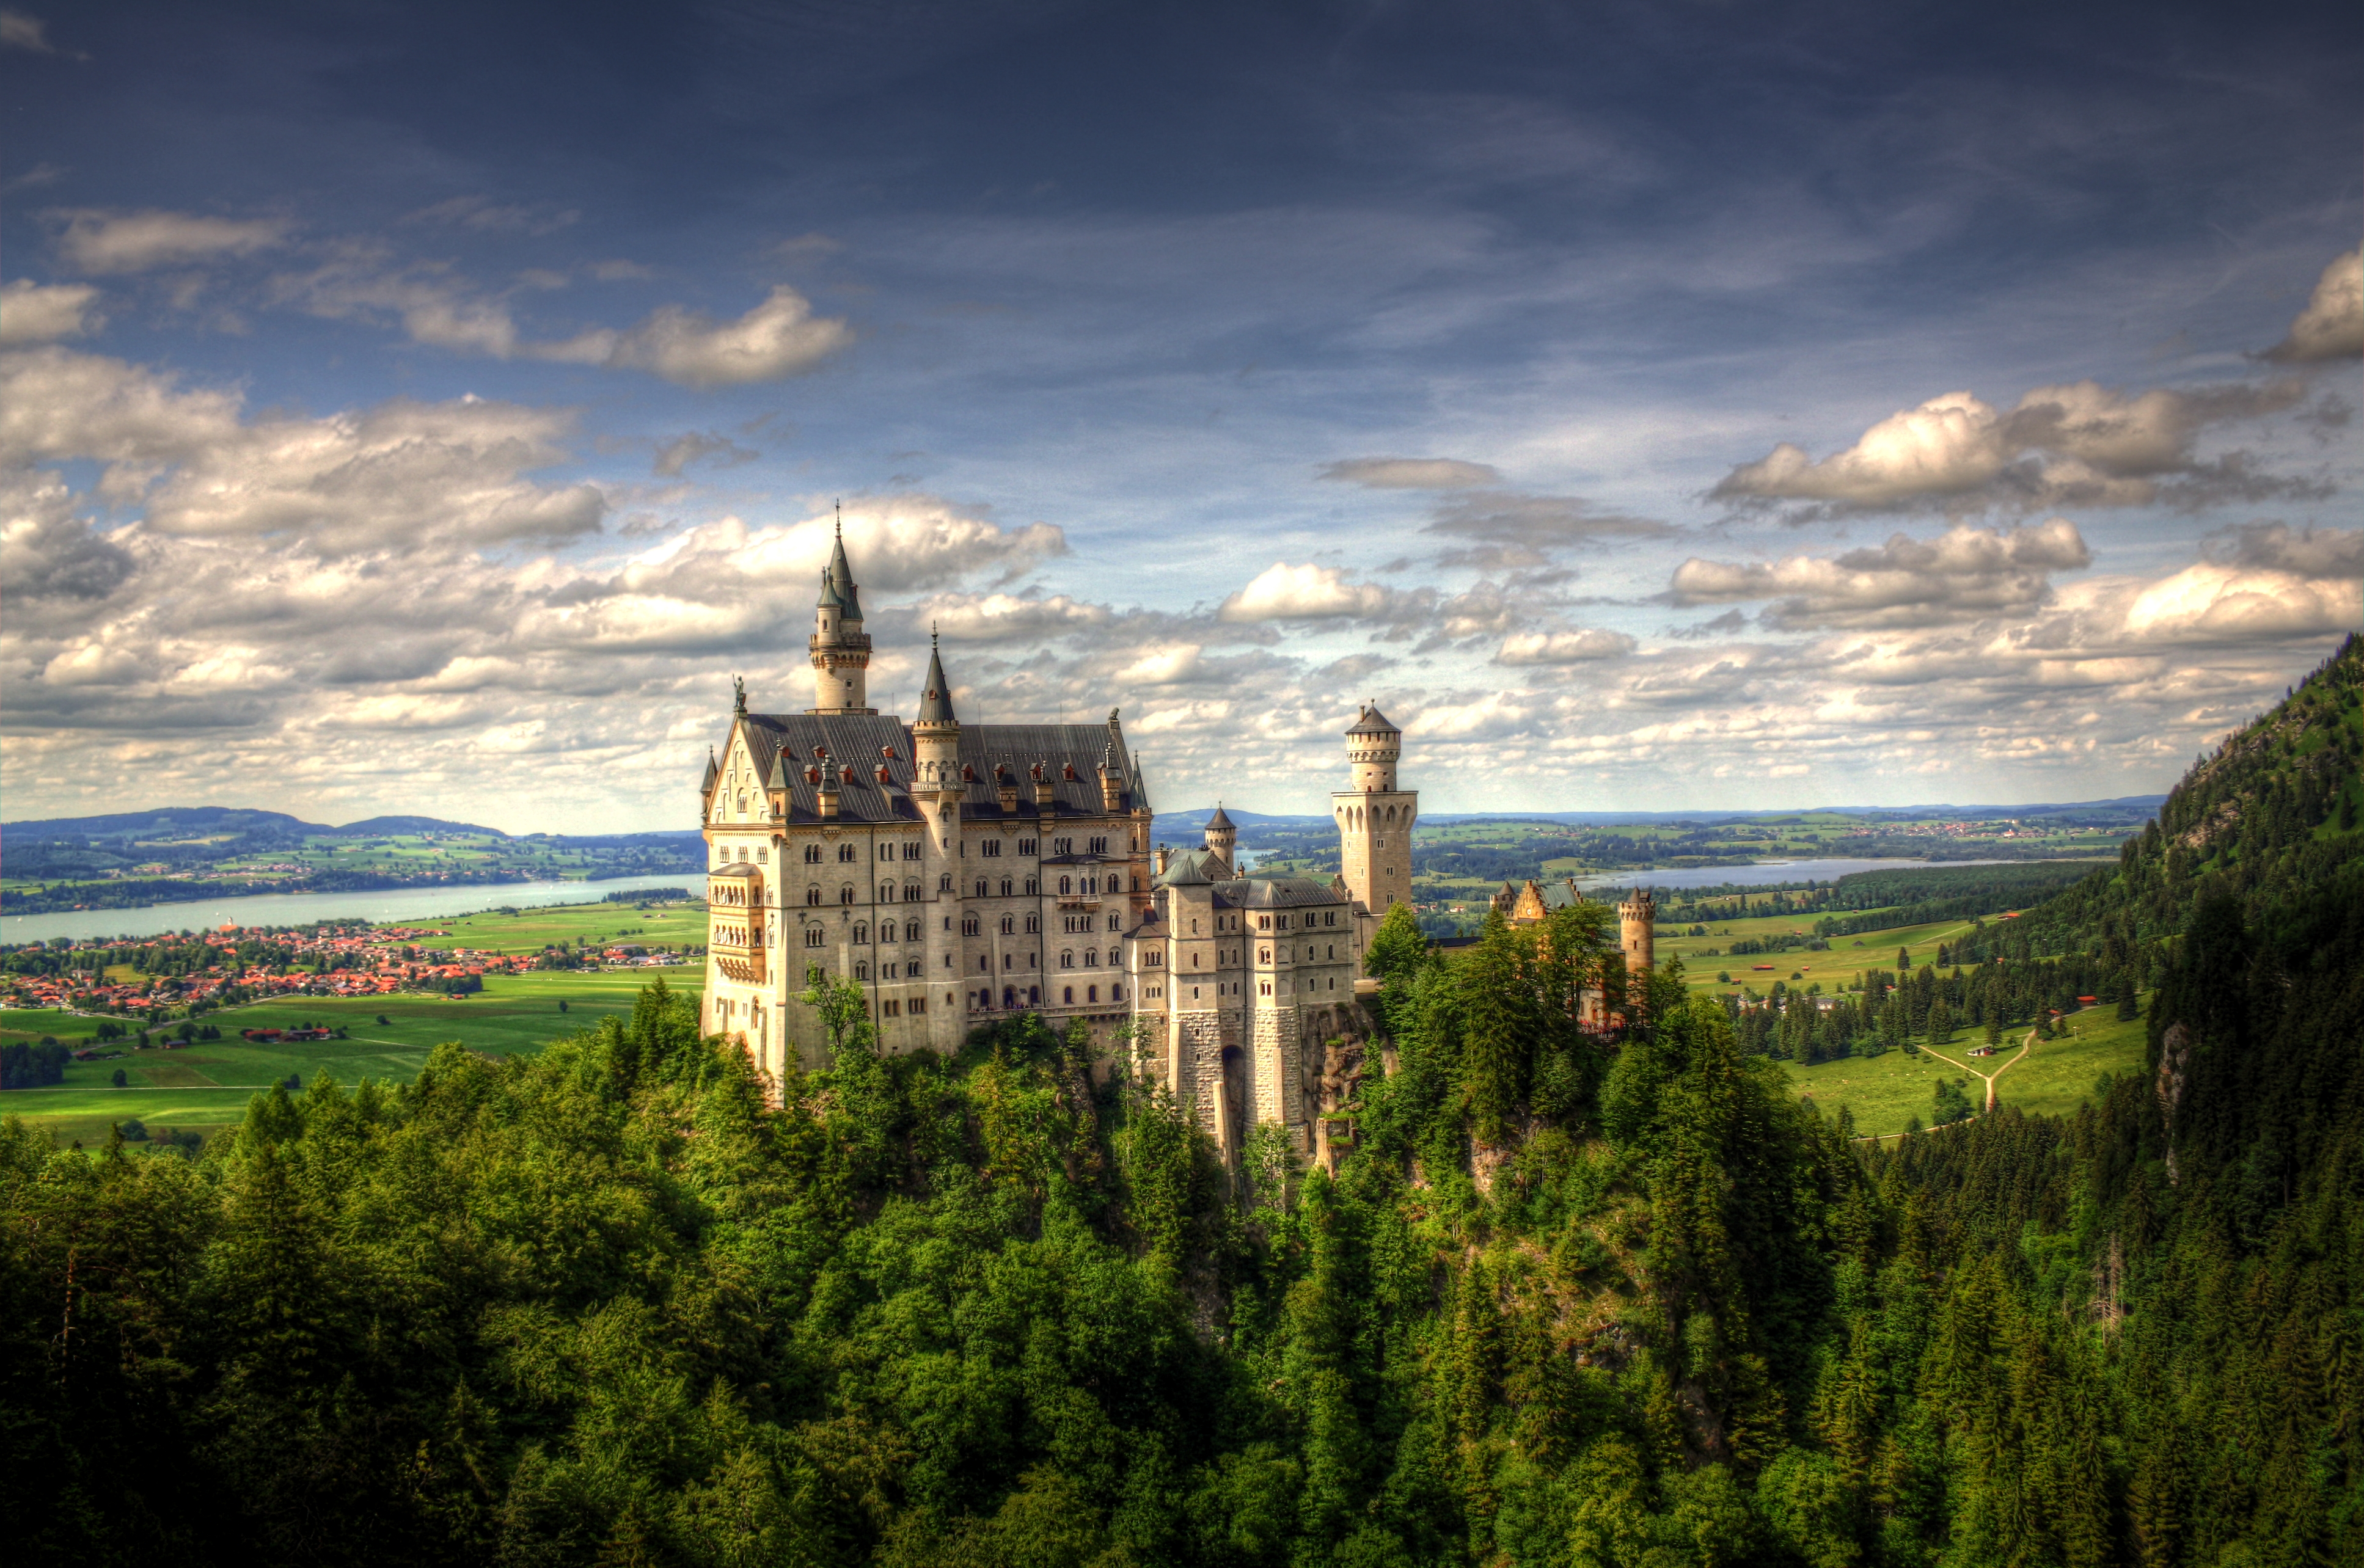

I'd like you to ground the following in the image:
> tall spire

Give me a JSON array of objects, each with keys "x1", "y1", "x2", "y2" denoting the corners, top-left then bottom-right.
[
  {"x1": 808, "y1": 503, "x2": 874, "y2": 713},
  {"x1": 917, "y1": 625, "x2": 958, "y2": 724},
  {"x1": 821, "y1": 500, "x2": 862, "y2": 620}
]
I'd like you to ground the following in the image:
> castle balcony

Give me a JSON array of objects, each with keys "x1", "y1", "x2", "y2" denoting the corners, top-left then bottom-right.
[
  {"x1": 709, "y1": 911, "x2": 767, "y2": 985},
  {"x1": 708, "y1": 864, "x2": 764, "y2": 908},
  {"x1": 1055, "y1": 892, "x2": 1102, "y2": 910}
]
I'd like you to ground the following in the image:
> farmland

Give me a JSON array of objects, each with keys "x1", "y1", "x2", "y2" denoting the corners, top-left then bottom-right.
[{"x1": 0, "y1": 965, "x2": 700, "y2": 1148}]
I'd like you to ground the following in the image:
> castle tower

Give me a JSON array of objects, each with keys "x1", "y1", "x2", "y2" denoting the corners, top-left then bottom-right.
[
  {"x1": 1203, "y1": 803, "x2": 1237, "y2": 876},
  {"x1": 911, "y1": 633, "x2": 962, "y2": 848},
  {"x1": 1333, "y1": 703, "x2": 1416, "y2": 914},
  {"x1": 808, "y1": 516, "x2": 874, "y2": 714},
  {"x1": 1619, "y1": 888, "x2": 1656, "y2": 975}
]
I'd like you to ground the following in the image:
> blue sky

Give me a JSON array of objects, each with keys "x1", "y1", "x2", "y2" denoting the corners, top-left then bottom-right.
[{"x1": 2, "y1": 0, "x2": 2359, "y2": 833}]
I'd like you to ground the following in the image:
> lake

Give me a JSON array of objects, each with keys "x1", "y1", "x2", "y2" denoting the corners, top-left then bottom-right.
[{"x1": 1, "y1": 873, "x2": 703, "y2": 946}]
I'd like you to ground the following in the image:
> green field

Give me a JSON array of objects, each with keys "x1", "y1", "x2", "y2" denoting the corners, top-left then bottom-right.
[
  {"x1": 1, "y1": 963, "x2": 701, "y2": 1148},
  {"x1": 1784, "y1": 1001, "x2": 2150, "y2": 1139},
  {"x1": 422, "y1": 898, "x2": 709, "y2": 954},
  {"x1": 1661, "y1": 910, "x2": 1991, "y2": 994}
]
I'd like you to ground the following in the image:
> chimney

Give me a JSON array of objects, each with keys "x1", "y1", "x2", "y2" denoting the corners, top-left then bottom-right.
[
  {"x1": 1155, "y1": 845, "x2": 1172, "y2": 876},
  {"x1": 1033, "y1": 760, "x2": 1055, "y2": 808}
]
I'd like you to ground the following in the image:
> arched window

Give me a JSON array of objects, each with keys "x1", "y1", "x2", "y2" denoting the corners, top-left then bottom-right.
[
  {"x1": 880, "y1": 883, "x2": 896, "y2": 902},
  {"x1": 804, "y1": 927, "x2": 824, "y2": 948},
  {"x1": 940, "y1": 873, "x2": 954, "y2": 891},
  {"x1": 852, "y1": 923, "x2": 869, "y2": 944},
  {"x1": 905, "y1": 920, "x2": 922, "y2": 942},
  {"x1": 854, "y1": 961, "x2": 869, "y2": 980},
  {"x1": 1000, "y1": 915, "x2": 1015, "y2": 936},
  {"x1": 1087, "y1": 985, "x2": 1098, "y2": 1004},
  {"x1": 805, "y1": 886, "x2": 821, "y2": 906},
  {"x1": 1063, "y1": 986, "x2": 1074, "y2": 1004},
  {"x1": 804, "y1": 844, "x2": 822, "y2": 864},
  {"x1": 838, "y1": 845, "x2": 857, "y2": 862},
  {"x1": 840, "y1": 886, "x2": 855, "y2": 905},
  {"x1": 1059, "y1": 876, "x2": 1072, "y2": 894},
  {"x1": 1059, "y1": 950, "x2": 1074, "y2": 968},
  {"x1": 1002, "y1": 986, "x2": 1016, "y2": 1009},
  {"x1": 904, "y1": 882, "x2": 920, "y2": 902},
  {"x1": 1023, "y1": 877, "x2": 1038, "y2": 895},
  {"x1": 998, "y1": 877, "x2": 1013, "y2": 897},
  {"x1": 975, "y1": 878, "x2": 990, "y2": 897},
  {"x1": 1111, "y1": 984, "x2": 1123, "y2": 1002},
  {"x1": 1084, "y1": 949, "x2": 1097, "y2": 967}
]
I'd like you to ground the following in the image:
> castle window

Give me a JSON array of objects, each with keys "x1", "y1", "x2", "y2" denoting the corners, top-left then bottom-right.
[
  {"x1": 1084, "y1": 949, "x2": 1097, "y2": 967},
  {"x1": 1111, "y1": 985, "x2": 1123, "y2": 1001},
  {"x1": 911, "y1": 996, "x2": 927, "y2": 1013},
  {"x1": 906, "y1": 920, "x2": 922, "y2": 941},
  {"x1": 1021, "y1": 877, "x2": 1037, "y2": 894},
  {"x1": 1325, "y1": 911, "x2": 1336, "y2": 926},
  {"x1": 804, "y1": 927, "x2": 824, "y2": 948},
  {"x1": 1059, "y1": 877, "x2": 1072, "y2": 894},
  {"x1": 1024, "y1": 915, "x2": 1039, "y2": 933},
  {"x1": 838, "y1": 845, "x2": 856, "y2": 862},
  {"x1": 1061, "y1": 952, "x2": 1073, "y2": 969},
  {"x1": 904, "y1": 842, "x2": 922, "y2": 859},
  {"x1": 908, "y1": 960, "x2": 924, "y2": 977},
  {"x1": 963, "y1": 917, "x2": 979, "y2": 936},
  {"x1": 855, "y1": 962, "x2": 869, "y2": 981},
  {"x1": 975, "y1": 878, "x2": 990, "y2": 897},
  {"x1": 1107, "y1": 914, "x2": 1119, "y2": 932},
  {"x1": 882, "y1": 999, "x2": 899, "y2": 1017},
  {"x1": 805, "y1": 844, "x2": 822, "y2": 864},
  {"x1": 904, "y1": 881, "x2": 920, "y2": 902},
  {"x1": 983, "y1": 839, "x2": 1002, "y2": 858},
  {"x1": 1017, "y1": 839, "x2": 1037, "y2": 856},
  {"x1": 880, "y1": 882, "x2": 896, "y2": 902},
  {"x1": 853, "y1": 923, "x2": 869, "y2": 944},
  {"x1": 1053, "y1": 837, "x2": 1072, "y2": 856},
  {"x1": 840, "y1": 886, "x2": 855, "y2": 905},
  {"x1": 1083, "y1": 877, "x2": 1097, "y2": 895},
  {"x1": 999, "y1": 877, "x2": 1014, "y2": 897},
  {"x1": 1027, "y1": 986, "x2": 1038, "y2": 1005},
  {"x1": 756, "y1": 847, "x2": 767, "y2": 864},
  {"x1": 806, "y1": 887, "x2": 821, "y2": 906},
  {"x1": 940, "y1": 873, "x2": 953, "y2": 891},
  {"x1": 1063, "y1": 986, "x2": 1074, "y2": 1004},
  {"x1": 1000, "y1": 916, "x2": 1015, "y2": 936},
  {"x1": 1087, "y1": 985, "x2": 1098, "y2": 1003},
  {"x1": 1088, "y1": 837, "x2": 1107, "y2": 855},
  {"x1": 878, "y1": 844, "x2": 893, "y2": 862},
  {"x1": 1257, "y1": 916, "x2": 1270, "y2": 931}
]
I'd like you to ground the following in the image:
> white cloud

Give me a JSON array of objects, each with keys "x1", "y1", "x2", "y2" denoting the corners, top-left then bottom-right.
[
  {"x1": 1713, "y1": 379, "x2": 2311, "y2": 514},
  {"x1": 52, "y1": 209, "x2": 293, "y2": 274},
  {"x1": 917, "y1": 590, "x2": 1110, "y2": 642},
  {"x1": 0, "y1": 9, "x2": 57, "y2": 52},
  {"x1": 0, "y1": 279, "x2": 102, "y2": 345},
  {"x1": 2263, "y1": 248, "x2": 2363, "y2": 363},
  {"x1": 1495, "y1": 627, "x2": 1636, "y2": 665},
  {"x1": 1218, "y1": 561, "x2": 1397, "y2": 622},
  {"x1": 2119, "y1": 563, "x2": 2360, "y2": 645},
  {"x1": 652, "y1": 430, "x2": 758, "y2": 477},
  {"x1": 1319, "y1": 456, "x2": 1500, "y2": 489},
  {"x1": 1670, "y1": 519, "x2": 2091, "y2": 630},
  {"x1": 539, "y1": 285, "x2": 853, "y2": 387}
]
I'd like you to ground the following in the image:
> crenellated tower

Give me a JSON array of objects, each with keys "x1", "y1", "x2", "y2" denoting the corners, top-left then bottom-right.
[
  {"x1": 809, "y1": 515, "x2": 874, "y2": 713},
  {"x1": 1332, "y1": 702, "x2": 1416, "y2": 914},
  {"x1": 1619, "y1": 888, "x2": 1656, "y2": 975}
]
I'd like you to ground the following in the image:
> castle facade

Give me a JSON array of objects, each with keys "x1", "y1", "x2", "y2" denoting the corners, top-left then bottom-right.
[{"x1": 698, "y1": 530, "x2": 1631, "y2": 1155}]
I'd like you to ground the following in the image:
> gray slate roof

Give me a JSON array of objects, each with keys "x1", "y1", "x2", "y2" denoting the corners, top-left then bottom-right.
[
  {"x1": 1215, "y1": 875, "x2": 1347, "y2": 910},
  {"x1": 1345, "y1": 704, "x2": 1400, "y2": 737},
  {"x1": 727, "y1": 712, "x2": 1140, "y2": 826}
]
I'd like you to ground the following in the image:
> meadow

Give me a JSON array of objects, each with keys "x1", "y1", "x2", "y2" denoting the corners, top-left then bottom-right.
[
  {"x1": 1782, "y1": 1001, "x2": 2151, "y2": 1140},
  {"x1": 1, "y1": 959, "x2": 701, "y2": 1148}
]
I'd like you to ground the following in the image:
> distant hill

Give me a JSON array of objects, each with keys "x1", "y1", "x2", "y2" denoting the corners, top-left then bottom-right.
[
  {"x1": 1149, "y1": 798, "x2": 2168, "y2": 837},
  {"x1": 0, "y1": 807, "x2": 320, "y2": 842},
  {"x1": 318, "y1": 815, "x2": 508, "y2": 838}
]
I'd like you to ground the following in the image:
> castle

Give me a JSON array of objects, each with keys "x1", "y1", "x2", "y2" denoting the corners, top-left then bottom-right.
[{"x1": 698, "y1": 528, "x2": 1647, "y2": 1156}]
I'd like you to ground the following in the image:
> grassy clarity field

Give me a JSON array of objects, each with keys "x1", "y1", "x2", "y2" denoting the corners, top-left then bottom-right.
[
  {"x1": 1, "y1": 958, "x2": 702, "y2": 1148},
  {"x1": 1660, "y1": 910, "x2": 1993, "y2": 993},
  {"x1": 1782, "y1": 1001, "x2": 2150, "y2": 1139}
]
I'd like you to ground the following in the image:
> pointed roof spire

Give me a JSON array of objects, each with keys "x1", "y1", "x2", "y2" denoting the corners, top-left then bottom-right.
[
  {"x1": 1207, "y1": 802, "x2": 1235, "y2": 831},
  {"x1": 767, "y1": 748, "x2": 789, "y2": 789},
  {"x1": 822, "y1": 500, "x2": 863, "y2": 620},
  {"x1": 917, "y1": 625, "x2": 958, "y2": 724},
  {"x1": 701, "y1": 747, "x2": 719, "y2": 792}
]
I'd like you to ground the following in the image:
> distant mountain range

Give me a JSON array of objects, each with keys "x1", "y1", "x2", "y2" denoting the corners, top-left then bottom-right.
[{"x1": 1, "y1": 806, "x2": 701, "y2": 847}]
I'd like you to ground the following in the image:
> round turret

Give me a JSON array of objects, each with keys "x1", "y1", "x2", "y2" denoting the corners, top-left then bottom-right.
[
  {"x1": 1619, "y1": 887, "x2": 1656, "y2": 975},
  {"x1": 808, "y1": 515, "x2": 874, "y2": 713},
  {"x1": 1345, "y1": 702, "x2": 1401, "y2": 792},
  {"x1": 1204, "y1": 803, "x2": 1237, "y2": 874}
]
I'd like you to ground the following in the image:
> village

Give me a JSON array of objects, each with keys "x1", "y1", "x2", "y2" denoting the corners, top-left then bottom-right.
[{"x1": 0, "y1": 921, "x2": 688, "y2": 1021}]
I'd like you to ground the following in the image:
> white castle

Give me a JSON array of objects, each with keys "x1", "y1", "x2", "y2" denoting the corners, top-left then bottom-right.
[{"x1": 698, "y1": 529, "x2": 1650, "y2": 1156}]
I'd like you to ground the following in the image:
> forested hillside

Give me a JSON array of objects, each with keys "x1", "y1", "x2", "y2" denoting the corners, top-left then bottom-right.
[{"x1": 4, "y1": 639, "x2": 2359, "y2": 1567}]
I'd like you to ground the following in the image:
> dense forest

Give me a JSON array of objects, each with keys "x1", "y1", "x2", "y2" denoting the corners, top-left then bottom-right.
[{"x1": 4, "y1": 638, "x2": 2360, "y2": 1567}]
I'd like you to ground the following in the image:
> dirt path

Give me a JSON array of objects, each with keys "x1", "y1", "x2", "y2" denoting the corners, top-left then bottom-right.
[{"x1": 1921, "y1": 1026, "x2": 2037, "y2": 1111}]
